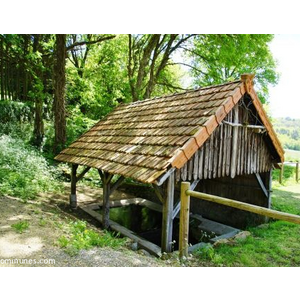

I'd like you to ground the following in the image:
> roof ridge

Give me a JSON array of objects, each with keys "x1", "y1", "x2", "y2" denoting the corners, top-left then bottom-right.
[{"x1": 124, "y1": 80, "x2": 241, "y2": 107}]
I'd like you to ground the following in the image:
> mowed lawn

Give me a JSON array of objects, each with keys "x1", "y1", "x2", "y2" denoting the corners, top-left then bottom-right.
[{"x1": 194, "y1": 182, "x2": 300, "y2": 267}]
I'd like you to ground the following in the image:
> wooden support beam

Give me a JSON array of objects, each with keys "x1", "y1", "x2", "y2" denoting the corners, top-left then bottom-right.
[
  {"x1": 82, "y1": 198, "x2": 162, "y2": 212},
  {"x1": 172, "y1": 201, "x2": 181, "y2": 220},
  {"x1": 102, "y1": 181, "x2": 110, "y2": 229},
  {"x1": 98, "y1": 169, "x2": 104, "y2": 182},
  {"x1": 267, "y1": 170, "x2": 272, "y2": 210},
  {"x1": 223, "y1": 120, "x2": 265, "y2": 130},
  {"x1": 179, "y1": 182, "x2": 190, "y2": 259},
  {"x1": 80, "y1": 205, "x2": 162, "y2": 257},
  {"x1": 107, "y1": 173, "x2": 114, "y2": 183},
  {"x1": 98, "y1": 170, "x2": 113, "y2": 229},
  {"x1": 70, "y1": 164, "x2": 78, "y2": 209},
  {"x1": 230, "y1": 105, "x2": 239, "y2": 178},
  {"x1": 190, "y1": 179, "x2": 200, "y2": 191},
  {"x1": 152, "y1": 184, "x2": 164, "y2": 203},
  {"x1": 161, "y1": 172, "x2": 175, "y2": 253},
  {"x1": 110, "y1": 176, "x2": 125, "y2": 195},
  {"x1": 76, "y1": 166, "x2": 91, "y2": 182},
  {"x1": 155, "y1": 168, "x2": 175, "y2": 186},
  {"x1": 255, "y1": 173, "x2": 269, "y2": 198}
]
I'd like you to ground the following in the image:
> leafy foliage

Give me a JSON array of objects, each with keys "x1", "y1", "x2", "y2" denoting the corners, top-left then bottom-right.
[
  {"x1": 0, "y1": 100, "x2": 34, "y2": 123},
  {"x1": 58, "y1": 220, "x2": 126, "y2": 256},
  {"x1": 188, "y1": 34, "x2": 278, "y2": 103},
  {"x1": 66, "y1": 35, "x2": 131, "y2": 120},
  {"x1": 11, "y1": 220, "x2": 30, "y2": 233},
  {"x1": 0, "y1": 135, "x2": 61, "y2": 199}
]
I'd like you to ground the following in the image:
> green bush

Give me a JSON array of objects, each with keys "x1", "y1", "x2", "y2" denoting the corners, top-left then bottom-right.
[
  {"x1": 0, "y1": 101, "x2": 35, "y2": 143},
  {"x1": 0, "y1": 100, "x2": 34, "y2": 124},
  {"x1": 0, "y1": 135, "x2": 61, "y2": 199}
]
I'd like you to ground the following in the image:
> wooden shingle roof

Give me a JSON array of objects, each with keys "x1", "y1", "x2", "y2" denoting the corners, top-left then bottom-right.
[{"x1": 55, "y1": 74, "x2": 284, "y2": 184}]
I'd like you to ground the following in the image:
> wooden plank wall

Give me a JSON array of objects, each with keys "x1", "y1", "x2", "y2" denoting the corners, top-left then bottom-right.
[
  {"x1": 176, "y1": 102, "x2": 273, "y2": 182},
  {"x1": 190, "y1": 173, "x2": 271, "y2": 228}
]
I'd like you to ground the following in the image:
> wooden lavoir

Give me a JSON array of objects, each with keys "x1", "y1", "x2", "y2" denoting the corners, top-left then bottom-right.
[{"x1": 55, "y1": 74, "x2": 284, "y2": 254}]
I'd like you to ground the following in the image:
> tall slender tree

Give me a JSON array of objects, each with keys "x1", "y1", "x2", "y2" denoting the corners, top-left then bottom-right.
[
  {"x1": 53, "y1": 34, "x2": 67, "y2": 153},
  {"x1": 0, "y1": 35, "x2": 4, "y2": 100}
]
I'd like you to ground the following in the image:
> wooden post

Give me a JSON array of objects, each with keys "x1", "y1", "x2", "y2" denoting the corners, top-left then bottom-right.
[
  {"x1": 230, "y1": 105, "x2": 239, "y2": 178},
  {"x1": 98, "y1": 170, "x2": 112, "y2": 229},
  {"x1": 296, "y1": 162, "x2": 299, "y2": 183},
  {"x1": 161, "y1": 172, "x2": 174, "y2": 253},
  {"x1": 179, "y1": 182, "x2": 190, "y2": 259},
  {"x1": 279, "y1": 163, "x2": 284, "y2": 184},
  {"x1": 70, "y1": 164, "x2": 78, "y2": 209},
  {"x1": 267, "y1": 169, "x2": 272, "y2": 209},
  {"x1": 263, "y1": 170, "x2": 273, "y2": 223},
  {"x1": 102, "y1": 178, "x2": 110, "y2": 229}
]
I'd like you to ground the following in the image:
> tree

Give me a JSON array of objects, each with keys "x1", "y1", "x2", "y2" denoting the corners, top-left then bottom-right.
[
  {"x1": 185, "y1": 34, "x2": 278, "y2": 103},
  {"x1": 66, "y1": 35, "x2": 131, "y2": 119},
  {"x1": 67, "y1": 34, "x2": 116, "y2": 78},
  {"x1": 53, "y1": 34, "x2": 117, "y2": 153},
  {"x1": 53, "y1": 34, "x2": 67, "y2": 153},
  {"x1": 127, "y1": 34, "x2": 194, "y2": 100}
]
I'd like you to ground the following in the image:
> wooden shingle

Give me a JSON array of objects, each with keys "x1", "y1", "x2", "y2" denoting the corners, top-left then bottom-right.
[{"x1": 55, "y1": 75, "x2": 284, "y2": 184}]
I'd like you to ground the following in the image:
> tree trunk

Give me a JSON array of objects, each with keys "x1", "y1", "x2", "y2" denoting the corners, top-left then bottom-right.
[
  {"x1": 53, "y1": 34, "x2": 67, "y2": 153},
  {"x1": 0, "y1": 35, "x2": 4, "y2": 100},
  {"x1": 22, "y1": 35, "x2": 29, "y2": 101},
  {"x1": 5, "y1": 41, "x2": 9, "y2": 100},
  {"x1": 31, "y1": 35, "x2": 45, "y2": 148}
]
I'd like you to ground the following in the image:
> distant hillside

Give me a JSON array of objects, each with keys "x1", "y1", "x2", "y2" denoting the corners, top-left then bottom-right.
[{"x1": 273, "y1": 117, "x2": 300, "y2": 152}]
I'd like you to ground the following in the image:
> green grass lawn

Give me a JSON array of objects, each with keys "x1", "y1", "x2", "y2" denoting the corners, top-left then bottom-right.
[{"x1": 194, "y1": 183, "x2": 300, "y2": 267}]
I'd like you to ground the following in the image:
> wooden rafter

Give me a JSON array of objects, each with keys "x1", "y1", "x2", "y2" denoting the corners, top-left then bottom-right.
[
  {"x1": 76, "y1": 166, "x2": 91, "y2": 182},
  {"x1": 152, "y1": 184, "x2": 164, "y2": 203},
  {"x1": 110, "y1": 176, "x2": 125, "y2": 195}
]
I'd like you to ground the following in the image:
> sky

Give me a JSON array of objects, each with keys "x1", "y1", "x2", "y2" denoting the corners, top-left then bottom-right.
[{"x1": 268, "y1": 34, "x2": 300, "y2": 119}]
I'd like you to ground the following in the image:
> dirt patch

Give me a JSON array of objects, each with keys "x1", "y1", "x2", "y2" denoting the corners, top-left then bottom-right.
[{"x1": 0, "y1": 187, "x2": 173, "y2": 267}]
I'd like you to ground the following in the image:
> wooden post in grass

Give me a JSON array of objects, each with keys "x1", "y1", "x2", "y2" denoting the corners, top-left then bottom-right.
[
  {"x1": 296, "y1": 162, "x2": 299, "y2": 183},
  {"x1": 179, "y1": 182, "x2": 190, "y2": 259},
  {"x1": 279, "y1": 163, "x2": 284, "y2": 184}
]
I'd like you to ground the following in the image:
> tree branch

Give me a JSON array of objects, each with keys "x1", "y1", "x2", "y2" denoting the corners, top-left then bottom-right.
[
  {"x1": 168, "y1": 61, "x2": 208, "y2": 76},
  {"x1": 66, "y1": 35, "x2": 116, "y2": 52},
  {"x1": 157, "y1": 81, "x2": 189, "y2": 91}
]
